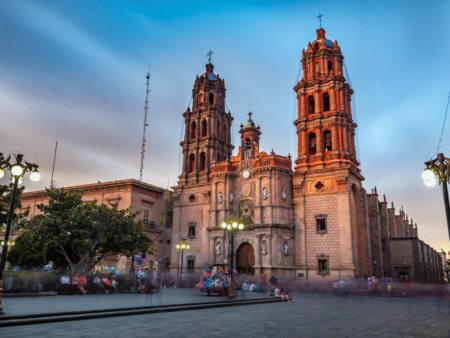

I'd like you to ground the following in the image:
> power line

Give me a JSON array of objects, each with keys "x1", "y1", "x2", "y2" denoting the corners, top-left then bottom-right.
[{"x1": 437, "y1": 91, "x2": 450, "y2": 155}]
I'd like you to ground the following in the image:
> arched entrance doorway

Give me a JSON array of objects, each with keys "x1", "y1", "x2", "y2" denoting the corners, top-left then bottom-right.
[{"x1": 236, "y1": 243, "x2": 255, "y2": 275}]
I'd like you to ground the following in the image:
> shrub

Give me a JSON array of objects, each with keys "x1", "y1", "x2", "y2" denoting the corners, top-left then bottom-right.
[{"x1": 3, "y1": 271, "x2": 61, "y2": 292}]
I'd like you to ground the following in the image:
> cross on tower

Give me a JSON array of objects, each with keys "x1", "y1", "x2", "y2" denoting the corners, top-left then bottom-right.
[
  {"x1": 248, "y1": 112, "x2": 253, "y2": 121},
  {"x1": 316, "y1": 13, "x2": 324, "y2": 28},
  {"x1": 207, "y1": 47, "x2": 214, "y2": 63}
]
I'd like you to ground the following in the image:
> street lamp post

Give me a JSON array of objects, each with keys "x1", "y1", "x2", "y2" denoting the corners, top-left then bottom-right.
[
  {"x1": 0, "y1": 154, "x2": 41, "y2": 315},
  {"x1": 176, "y1": 239, "x2": 189, "y2": 288},
  {"x1": 221, "y1": 220, "x2": 244, "y2": 299},
  {"x1": 423, "y1": 153, "x2": 450, "y2": 240}
]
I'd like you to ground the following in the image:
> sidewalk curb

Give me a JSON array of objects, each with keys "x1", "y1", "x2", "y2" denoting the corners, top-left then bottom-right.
[
  {"x1": 0, "y1": 298, "x2": 279, "y2": 327},
  {"x1": 3, "y1": 292, "x2": 58, "y2": 298}
]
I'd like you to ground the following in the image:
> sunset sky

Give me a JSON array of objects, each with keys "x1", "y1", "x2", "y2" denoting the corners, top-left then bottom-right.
[{"x1": 1, "y1": 0, "x2": 450, "y2": 252}]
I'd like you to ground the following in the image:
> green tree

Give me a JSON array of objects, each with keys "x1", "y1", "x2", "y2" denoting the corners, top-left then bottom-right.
[
  {"x1": 27, "y1": 188, "x2": 154, "y2": 274},
  {"x1": 6, "y1": 230, "x2": 47, "y2": 269}
]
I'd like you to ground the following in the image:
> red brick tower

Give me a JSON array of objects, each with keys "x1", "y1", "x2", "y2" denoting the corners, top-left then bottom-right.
[
  {"x1": 178, "y1": 62, "x2": 234, "y2": 186},
  {"x1": 292, "y1": 28, "x2": 367, "y2": 279}
]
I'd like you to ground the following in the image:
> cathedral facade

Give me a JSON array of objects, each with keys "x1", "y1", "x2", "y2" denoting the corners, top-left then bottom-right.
[{"x1": 170, "y1": 28, "x2": 444, "y2": 282}]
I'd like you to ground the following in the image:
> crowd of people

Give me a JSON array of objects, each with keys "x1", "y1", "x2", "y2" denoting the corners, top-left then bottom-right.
[{"x1": 60, "y1": 272, "x2": 119, "y2": 295}]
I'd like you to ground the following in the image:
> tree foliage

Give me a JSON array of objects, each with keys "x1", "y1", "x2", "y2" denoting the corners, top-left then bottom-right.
[
  {"x1": 26, "y1": 188, "x2": 154, "y2": 274},
  {"x1": 6, "y1": 230, "x2": 46, "y2": 269}
]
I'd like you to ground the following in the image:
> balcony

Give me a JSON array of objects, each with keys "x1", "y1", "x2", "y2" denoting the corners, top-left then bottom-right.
[{"x1": 143, "y1": 220, "x2": 156, "y2": 229}]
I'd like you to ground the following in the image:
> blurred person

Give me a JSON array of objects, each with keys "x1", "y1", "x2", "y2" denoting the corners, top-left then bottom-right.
[
  {"x1": 257, "y1": 282, "x2": 265, "y2": 293},
  {"x1": 338, "y1": 279, "x2": 346, "y2": 297},
  {"x1": 269, "y1": 273, "x2": 278, "y2": 287},
  {"x1": 60, "y1": 273, "x2": 71, "y2": 295},
  {"x1": 242, "y1": 280, "x2": 250, "y2": 291},
  {"x1": 94, "y1": 272, "x2": 107, "y2": 294},
  {"x1": 249, "y1": 282, "x2": 257, "y2": 292},
  {"x1": 109, "y1": 274, "x2": 119, "y2": 294},
  {"x1": 79, "y1": 273, "x2": 88, "y2": 293},
  {"x1": 333, "y1": 279, "x2": 339, "y2": 297},
  {"x1": 367, "y1": 278, "x2": 373, "y2": 298},
  {"x1": 372, "y1": 276, "x2": 378, "y2": 294},
  {"x1": 72, "y1": 273, "x2": 87, "y2": 295},
  {"x1": 181, "y1": 272, "x2": 186, "y2": 288}
]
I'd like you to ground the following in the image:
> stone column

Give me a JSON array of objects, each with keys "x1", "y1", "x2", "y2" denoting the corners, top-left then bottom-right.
[
  {"x1": 342, "y1": 124, "x2": 348, "y2": 153},
  {"x1": 301, "y1": 93, "x2": 306, "y2": 116},
  {"x1": 315, "y1": 90, "x2": 321, "y2": 115},
  {"x1": 255, "y1": 176, "x2": 262, "y2": 224},
  {"x1": 255, "y1": 234, "x2": 262, "y2": 275},
  {"x1": 348, "y1": 128, "x2": 354, "y2": 157},
  {"x1": 316, "y1": 125, "x2": 323, "y2": 155},
  {"x1": 267, "y1": 234, "x2": 273, "y2": 266},
  {"x1": 351, "y1": 130, "x2": 357, "y2": 158},
  {"x1": 302, "y1": 128, "x2": 307, "y2": 155},
  {"x1": 339, "y1": 89, "x2": 345, "y2": 111},
  {"x1": 210, "y1": 236, "x2": 217, "y2": 264},
  {"x1": 330, "y1": 87, "x2": 337, "y2": 112},
  {"x1": 331, "y1": 123, "x2": 339, "y2": 153},
  {"x1": 348, "y1": 97, "x2": 353, "y2": 119}
]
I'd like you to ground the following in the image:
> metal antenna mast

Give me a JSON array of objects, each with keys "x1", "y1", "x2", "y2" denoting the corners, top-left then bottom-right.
[
  {"x1": 50, "y1": 141, "x2": 58, "y2": 189},
  {"x1": 139, "y1": 72, "x2": 150, "y2": 181}
]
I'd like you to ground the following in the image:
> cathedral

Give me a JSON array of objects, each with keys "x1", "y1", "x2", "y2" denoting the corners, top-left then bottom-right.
[{"x1": 170, "y1": 28, "x2": 444, "y2": 282}]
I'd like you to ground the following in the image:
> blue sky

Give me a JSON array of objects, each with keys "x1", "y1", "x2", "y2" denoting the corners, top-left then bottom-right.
[{"x1": 1, "y1": 0, "x2": 450, "y2": 252}]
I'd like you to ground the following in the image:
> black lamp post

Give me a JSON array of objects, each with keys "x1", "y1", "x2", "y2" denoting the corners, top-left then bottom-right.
[
  {"x1": 422, "y1": 153, "x2": 450, "y2": 240},
  {"x1": 176, "y1": 239, "x2": 189, "y2": 288},
  {"x1": 0, "y1": 154, "x2": 41, "y2": 315},
  {"x1": 221, "y1": 220, "x2": 244, "y2": 299}
]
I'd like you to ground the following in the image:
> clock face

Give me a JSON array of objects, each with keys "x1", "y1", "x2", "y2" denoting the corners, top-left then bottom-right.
[{"x1": 242, "y1": 170, "x2": 250, "y2": 179}]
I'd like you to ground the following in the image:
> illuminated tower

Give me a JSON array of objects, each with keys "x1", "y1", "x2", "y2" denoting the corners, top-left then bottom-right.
[{"x1": 292, "y1": 28, "x2": 368, "y2": 279}]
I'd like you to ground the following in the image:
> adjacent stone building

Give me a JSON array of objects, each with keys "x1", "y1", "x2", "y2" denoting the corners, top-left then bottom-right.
[
  {"x1": 1, "y1": 179, "x2": 173, "y2": 272},
  {"x1": 170, "y1": 27, "x2": 444, "y2": 282}
]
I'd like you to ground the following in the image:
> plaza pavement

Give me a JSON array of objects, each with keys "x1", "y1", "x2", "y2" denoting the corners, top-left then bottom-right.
[{"x1": 1, "y1": 290, "x2": 450, "y2": 337}]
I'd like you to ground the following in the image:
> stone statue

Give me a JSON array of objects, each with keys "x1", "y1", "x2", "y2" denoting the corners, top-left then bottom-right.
[
  {"x1": 263, "y1": 187, "x2": 267, "y2": 199},
  {"x1": 281, "y1": 188, "x2": 286, "y2": 200},
  {"x1": 261, "y1": 241, "x2": 267, "y2": 254},
  {"x1": 230, "y1": 192, "x2": 234, "y2": 202},
  {"x1": 216, "y1": 242, "x2": 221, "y2": 255},
  {"x1": 218, "y1": 192, "x2": 222, "y2": 204},
  {"x1": 284, "y1": 242, "x2": 289, "y2": 254}
]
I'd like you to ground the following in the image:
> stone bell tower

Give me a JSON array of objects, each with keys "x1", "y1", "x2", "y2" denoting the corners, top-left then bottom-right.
[
  {"x1": 178, "y1": 62, "x2": 234, "y2": 186},
  {"x1": 292, "y1": 28, "x2": 368, "y2": 280}
]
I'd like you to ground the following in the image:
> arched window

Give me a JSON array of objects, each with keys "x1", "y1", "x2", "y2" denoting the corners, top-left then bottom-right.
[
  {"x1": 327, "y1": 61, "x2": 333, "y2": 74},
  {"x1": 199, "y1": 152, "x2": 206, "y2": 172},
  {"x1": 189, "y1": 154, "x2": 195, "y2": 173},
  {"x1": 309, "y1": 133, "x2": 317, "y2": 155},
  {"x1": 201, "y1": 120, "x2": 207, "y2": 137},
  {"x1": 324, "y1": 130, "x2": 332, "y2": 152},
  {"x1": 314, "y1": 43, "x2": 319, "y2": 51},
  {"x1": 199, "y1": 94, "x2": 203, "y2": 105},
  {"x1": 315, "y1": 62, "x2": 320, "y2": 75},
  {"x1": 308, "y1": 96, "x2": 315, "y2": 115},
  {"x1": 323, "y1": 93, "x2": 330, "y2": 112},
  {"x1": 209, "y1": 93, "x2": 214, "y2": 105},
  {"x1": 191, "y1": 122, "x2": 197, "y2": 139},
  {"x1": 244, "y1": 138, "x2": 251, "y2": 159},
  {"x1": 217, "y1": 153, "x2": 221, "y2": 162}
]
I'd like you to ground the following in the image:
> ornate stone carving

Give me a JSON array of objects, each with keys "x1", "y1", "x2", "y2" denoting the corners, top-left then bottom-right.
[
  {"x1": 242, "y1": 183, "x2": 252, "y2": 196},
  {"x1": 239, "y1": 200, "x2": 254, "y2": 224}
]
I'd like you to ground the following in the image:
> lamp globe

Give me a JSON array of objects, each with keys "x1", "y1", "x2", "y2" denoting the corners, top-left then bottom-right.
[
  {"x1": 221, "y1": 222, "x2": 227, "y2": 229},
  {"x1": 11, "y1": 165, "x2": 23, "y2": 176},
  {"x1": 30, "y1": 170, "x2": 41, "y2": 182},
  {"x1": 238, "y1": 224, "x2": 244, "y2": 230},
  {"x1": 232, "y1": 222, "x2": 238, "y2": 228},
  {"x1": 0, "y1": 168, "x2": 4, "y2": 179},
  {"x1": 424, "y1": 177, "x2": 437, "y2": 188},
  {"x1": 422, "y1": 169, "x2": 435, "y2": 181}
]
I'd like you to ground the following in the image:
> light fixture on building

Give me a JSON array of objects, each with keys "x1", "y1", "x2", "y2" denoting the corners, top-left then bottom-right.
[{"x1": 373, "y1": 258, "x2": 377, "y2": 266}]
